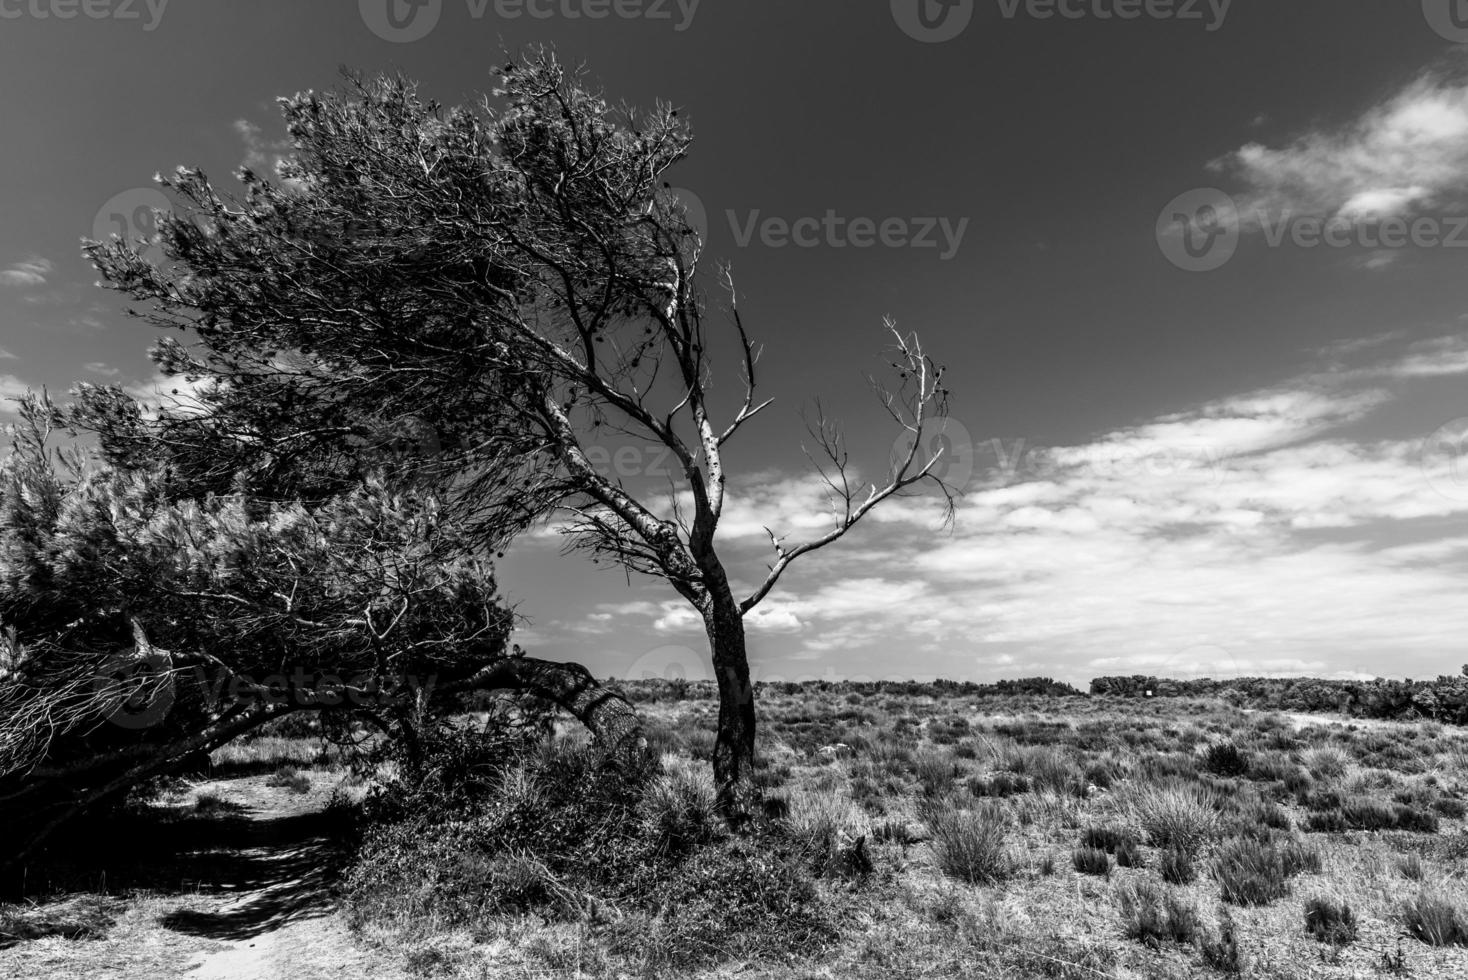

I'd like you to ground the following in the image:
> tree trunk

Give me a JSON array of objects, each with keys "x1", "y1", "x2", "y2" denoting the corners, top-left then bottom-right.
[
  {"x1": 446, "y1": 654, "x2": 652, "y2": 774},
  {"x1": 704, "y1": 593, "x2": 758, "y2": 826}
]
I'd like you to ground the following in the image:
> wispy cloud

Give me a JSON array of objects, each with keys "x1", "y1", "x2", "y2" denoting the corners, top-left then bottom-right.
[
  {"x1": 0, "y1": 257, "x2": 53, "y2": 288},
  {"x1": 534, "y1": 332, "x2": 1468, "y2": 684},
  {"x1": 1217, "y1": 67, "x2": 1468, "y2": 223},
  {"x1": 83, "y1": 362, "x2": 120, "y2": 377},
  {"x1": 0, "y1": 347, "x2": 15, "y2": 361}
]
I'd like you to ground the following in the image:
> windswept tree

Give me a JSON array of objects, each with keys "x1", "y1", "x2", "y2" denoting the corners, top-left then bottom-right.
[
  {"x1": 0, "y1": 403, "x2": 646, "y2": 867},
  {"x1": 84, "y1": 51, "x2": 958, "y2": 821}
]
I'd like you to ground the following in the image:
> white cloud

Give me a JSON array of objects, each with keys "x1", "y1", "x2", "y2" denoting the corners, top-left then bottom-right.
[
  {"x1": 0, "y1": 375, "x2": 31, "y2": 401},
  {"x1": 0, "y1": 347, "x2": 15, "y2": 360},
  {"x1": 0, "y1": 257, "x2": 53, "y2": 288},
  {"x1": 83, "y1": 362, "x2": 120, "y2": 377},
  {"x1": 1217, "y1": 70, "x2": 1468, "y2": 227}
]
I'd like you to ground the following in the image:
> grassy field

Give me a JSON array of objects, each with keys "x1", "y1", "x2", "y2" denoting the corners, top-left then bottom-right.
[{"x1": 7, "y1": 688, "x2": 1468, "y2": 978}]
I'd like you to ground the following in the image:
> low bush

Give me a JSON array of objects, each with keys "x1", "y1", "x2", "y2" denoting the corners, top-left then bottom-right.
[
  {"x1": 1115, "y1": 880, "x2": 1200, "y2": 948},
  {"x1": 1126, "y1": 780, "x2": 1222, "y2": 854},
  {"x1": 265, "y1": 765, "x2": 311, "y2": 793},
  {"x1": 1212, "y1": 836, "x2": 1310, "y2": 906},
  {"x1": 1202, "y1": 741, "x2": 1249, "y2": 778},
  {"x1": 1200, "y1": 910, "x2": 1246, "y2": 975},
  {"x1": 342, "y1": 725, "x2": 837, "y2": 971},
  {"x1": 1402, "y1": 890, "x2": 1468, "y2": 947},
  {"x1": 1159, "y1": 847, "x2": 1195, "y2": 885},
  {"x1": 970, "y1": 772, "x2": 1030, "y2": 798},
  {"x1": 1079, "y1": 825, "x2": 1134, "y2": 854},
  {"x1": 1304, "y1": 896, "x2": 1358, "y2": 946},
  {"x1": 1072, "y1": 846, "x2": 1111, "y2": 877},
  {"x1": 926, "y1": 802, "x2": 1012, "y2": 885}
]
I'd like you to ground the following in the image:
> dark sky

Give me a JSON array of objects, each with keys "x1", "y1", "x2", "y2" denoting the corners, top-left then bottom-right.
[{"x1": 4, "y1": 1, "x2": 1468, "y2": 686}]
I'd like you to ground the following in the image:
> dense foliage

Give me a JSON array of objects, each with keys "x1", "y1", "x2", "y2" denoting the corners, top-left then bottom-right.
[{"x1": 0, "y1": 406, "x2": 515, "y2": 866}]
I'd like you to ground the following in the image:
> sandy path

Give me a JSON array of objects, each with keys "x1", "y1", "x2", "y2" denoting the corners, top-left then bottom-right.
[{"x1": 1, "y1": 773, "x2": 405, "y2": 980}]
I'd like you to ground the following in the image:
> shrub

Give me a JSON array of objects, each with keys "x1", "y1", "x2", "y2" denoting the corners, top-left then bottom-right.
[
  {"x1": 1304, "y1": 896, "x2": 1358, "y2": 946},
  {"x1": 915, "y1": 750, "x2": 960, "y2": 796},
  {"x1": 1114, "y1": 839, "x2": 1145, "y2": 868},
  {"x1": 927, "y1": 802, "x2": 1011, "y2": 884},
  {"x1": 1305, "y1": 746, "x2": 1352, "y2": 780},
  {"x1": 970, "y1": 772, "x2": 1030, "y2": 798},
  {"x1": 1003, "y1": 745, "x2": 1087, "y2": 797},
  {"x1": 1160, "y1": 847, "x2": 1195, "y2": 885},
  {"x1": 1200, "y1": 910, "x2": 1246, "y2": 975},
  {"x1": 1212, "y1": 837, "x2": 1292, "y2": 906},
  {"x1": 1402, "y1": 890, "x2": 1468, "y2": 947},
  {"x1": 1116, "y1": 880, "x2": 1199, "y2": 947},
  {"x1": 1072, "y1": 846, "x2": 1111, "y2": 877},
  {"x1": 1397, "y1": 853, "x2": 1425, "y2": 881},
  {"x1": 640, "y1": 764, "x2": 719, "y2": 857},
  {"x1": 1080, "y1": 825, "x2": 1134, "y2": 854},
  {"x1": 1202, "y1": 741, "x2": 1249, "y2": 778},
  {"x1": 265, "y1": 765, "x2": 311, "y2": 793},
  {"x1": 629, "y1": 838, "x2": 838, "y2": 967},
  {"x1": 1433, "y1": 796, "x2": 1467, "y2": 819},
  {"x1": 1127, "y1": 781, "x2": 1222, "y2": 854},
  {"x1": 1278, "y1": 837, "x2": 1323, "y2": 877}
]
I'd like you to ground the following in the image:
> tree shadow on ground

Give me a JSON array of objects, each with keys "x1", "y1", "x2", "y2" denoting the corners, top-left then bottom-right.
[{"x1": 7, "y1": 783, "x2": 352, "y2": 943}]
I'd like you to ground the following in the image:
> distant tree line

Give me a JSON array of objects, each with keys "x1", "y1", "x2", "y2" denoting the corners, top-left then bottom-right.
[
  {"x1": 622, "y1": 676, "x2": 1086, "y2": 703},
  {"x1": 1089, "y1": 670, "x2": 1468, "y2": 724}
]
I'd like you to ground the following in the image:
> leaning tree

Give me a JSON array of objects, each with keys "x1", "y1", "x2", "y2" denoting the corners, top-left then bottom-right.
[
  {"x1": 84, "y1": 52, "x2": 958, "y2": 822},
  {"x1": 0, "y1": 400, "x2": 647, "y2": 868}
]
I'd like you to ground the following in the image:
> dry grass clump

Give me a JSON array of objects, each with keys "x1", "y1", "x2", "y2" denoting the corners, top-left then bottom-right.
[
  {"x1": 1115, "y1": 880, "x2": 1200, "y2": 947},
  {"x1": 1403, "y1": 889, "x2": 1468, "y2": 947},
  {"x1": 923, "y1": 800, "x2": 1012, "y2": 884},
  {"x1": 1124, "y1": 779, "x2": 1222, "y2": 854}
]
